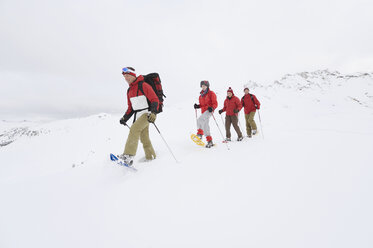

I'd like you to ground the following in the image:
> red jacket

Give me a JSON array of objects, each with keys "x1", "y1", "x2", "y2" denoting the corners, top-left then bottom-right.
[
  {"x1": 125, "y1": 75, "x2": 159, "y2": 116},
  {"x1": 199, "y1": 89, "x2": 218, "y2": 113},
  {"x1": 241, "y1": 93, "x2": 260, "y2": 114},
  {"x1": 222, "y1": 95, "x2": 242, "y2": 116}
]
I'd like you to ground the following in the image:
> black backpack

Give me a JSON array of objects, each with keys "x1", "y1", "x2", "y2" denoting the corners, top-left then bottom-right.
[{"x1": 138, "y1": 73, "x2": 166, "y2": 113}]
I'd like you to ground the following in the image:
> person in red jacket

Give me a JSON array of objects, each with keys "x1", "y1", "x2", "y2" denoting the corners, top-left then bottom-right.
[
  {"x1": 118, "y1": 67, "x2": 160, "y2": 165},
  {"x1": 194, "y1": 80, "x2": 218, "y2": 148},
  {"x1": 241, "y1": 87, "x2": 260, "y2": 137},
  {"x1": 218, "y1": 87, "x2": 243, "y2": 141}
]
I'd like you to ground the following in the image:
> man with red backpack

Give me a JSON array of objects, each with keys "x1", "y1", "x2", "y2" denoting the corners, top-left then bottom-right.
[
  {"x1": 241, "y1": 87, "x2": 261, "y2": 138},
  {"x1": 118, "y1": 67, "x2": 160, "y2": 165},
  {"x1": 218, "y1": 87, "x2": 243, "y2": 141},
  {"x1": 194, "y1": 80, "x2": 218, "y2": 148}
]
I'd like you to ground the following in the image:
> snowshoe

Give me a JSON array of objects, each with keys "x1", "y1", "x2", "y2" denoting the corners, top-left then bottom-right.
[
  {"x1": 205, "y1": 140, "x2": 214, "y2": 148},
  {"x1": 118, "y1": 154, "x2": 134, "y2": 166},
  {"x1": 110, "y1": 153, "x2": 137, "y2": 172},
  {"x1": 191, "y1": 134, "x2": 205, "y2": 146}
]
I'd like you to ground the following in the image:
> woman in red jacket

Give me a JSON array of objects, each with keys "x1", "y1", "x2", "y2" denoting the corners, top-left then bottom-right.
[
  {"x1": 218, "y1": 87, "x2": 243, "y2": 141},
  {"x1": 241, "y1": 87, "x2": 260, "y2": 137},
  {"x1": 194, "y1": 80, "x2": 218, "y2": 148}
]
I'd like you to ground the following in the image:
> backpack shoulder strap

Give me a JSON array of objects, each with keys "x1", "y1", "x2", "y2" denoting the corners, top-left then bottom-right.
[
  {"x1": 249, "y1": 94, "x2": 255, "y2": 104},
  {"x1": 137, "y1": 81, "x2": 145, "y2": 96},
  {"x1": 249, "y1": 94, "x2": 258, "y2": 108},
  {"x1": 137, "y1": 81, "x2": 153, "y2": 106}
]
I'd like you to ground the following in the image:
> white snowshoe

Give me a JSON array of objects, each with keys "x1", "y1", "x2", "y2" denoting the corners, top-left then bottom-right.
[{"x1": 117, "y1": 154, "x2": 134, "y2": 166}]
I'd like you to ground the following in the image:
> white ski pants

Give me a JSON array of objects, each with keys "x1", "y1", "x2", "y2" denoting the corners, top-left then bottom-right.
[{"x1": 197, "y1": 111, "x2": 212, "y2": 137}]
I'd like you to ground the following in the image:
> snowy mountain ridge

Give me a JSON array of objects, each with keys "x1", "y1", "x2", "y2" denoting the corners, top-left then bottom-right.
[
  {"x1": 0, "y1": 126, "x2": 50, "y2": 147},
  {"x1": 246, "y1": 69, "x2": 373, "y2": 111},
  {"x1": 247, "y1": 69, "x2": 373, "y2": 90},
  {"x1": 280, "y1": 69, "x2": 372, "y2": 82}
]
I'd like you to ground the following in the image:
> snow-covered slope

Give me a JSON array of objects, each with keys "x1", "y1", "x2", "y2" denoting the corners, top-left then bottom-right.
[{"x1": 1, "y1": 70, "x2": 373, "y2": 248}]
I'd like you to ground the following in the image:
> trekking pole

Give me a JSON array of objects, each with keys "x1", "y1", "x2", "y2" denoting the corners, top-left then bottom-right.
[
  {"x1": 257, "y1": 110, "x2": 264, "y2": 139},
  {"x1": 152, "y1": 123, "x2": 179, "y2": 163},
  {"x1": 212, "y1": 114, "x2": 230, "y2": 150}
]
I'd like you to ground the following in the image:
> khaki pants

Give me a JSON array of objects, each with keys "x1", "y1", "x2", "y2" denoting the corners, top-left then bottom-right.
[
  {"x1": 245, "y1": 112, "x2": 257, "y2": 136},
  {"x1": 124, "y1": 113, "x2": 156, "y2": 160},
  {"x1": 225, "y1": 115, "x2": 242, "y2": 138}
]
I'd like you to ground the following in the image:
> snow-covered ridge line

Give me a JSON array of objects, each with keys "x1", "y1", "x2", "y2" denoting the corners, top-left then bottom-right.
[
  {"x1": 274, "y1": 69, "x2": 373, "y2": 90},
  {"x1": 280, "y1": 69, "x2": 373, "y2": 81},
  {"x1": 0, "y1": 113, "x2": 110, "y2": 148},
  {"x1": 0, "y1": 127, "x2": 50, "y2": 147},
  {"x1": 248, "y1": 69, "x2": 373, "y2": 90}
]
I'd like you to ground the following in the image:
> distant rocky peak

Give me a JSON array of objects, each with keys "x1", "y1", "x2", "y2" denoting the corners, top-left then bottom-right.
[{"x1": 272, "y1": 69, "x2": 373, "y2": 91}]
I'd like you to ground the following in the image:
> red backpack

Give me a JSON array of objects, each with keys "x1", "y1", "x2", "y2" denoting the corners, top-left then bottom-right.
[{"x1": 138, "y1": 73, "x2": 166, "y2": 113}]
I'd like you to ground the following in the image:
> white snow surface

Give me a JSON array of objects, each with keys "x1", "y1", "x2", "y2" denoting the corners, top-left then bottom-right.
[{"x1": 1, "y1": 70, "x2": 373, "y2": 248}]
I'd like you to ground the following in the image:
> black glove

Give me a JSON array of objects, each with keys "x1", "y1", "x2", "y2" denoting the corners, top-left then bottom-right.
[
  {"x1": 208, "y1": 107, "x2": 213, "y2": 112},
  {"x1": 120, "y1": 115, "x2": 129, "y2": 125},
  {"x1": 150, "y1": 102, "x2": 159, "y2": 113},
  {"x1": 218, "y1": 109, "x2": 223, "y2": 114},
  {"x1": 233, "y1": 109, "x2": 239, "y2": 113},
  {"x1": 194, "y1": 104, "x2": 200, "y2": 109}
]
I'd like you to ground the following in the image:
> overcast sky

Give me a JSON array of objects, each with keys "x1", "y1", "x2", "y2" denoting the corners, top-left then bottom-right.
[{"x1": 1, "y1": 0, "x2": 372, "y2": 119}]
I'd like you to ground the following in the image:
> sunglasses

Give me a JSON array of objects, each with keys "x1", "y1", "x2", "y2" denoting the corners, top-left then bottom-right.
[
  {"x1": 122, "y1": 68, "x2": 130, "y2": 74},
  {"x1": 122, "y1": 67, "x2": 135, "y2": 74}
]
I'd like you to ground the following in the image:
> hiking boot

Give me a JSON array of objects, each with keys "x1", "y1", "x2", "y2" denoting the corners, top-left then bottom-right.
[
  {"x1": 237, "y1": 136, "x2": 243, "y2": 141},
  {"x1": 225, "y1": 137, "x2": 231, "y2": 142},
  {"x1": 205, "y1": 140, "x2": 214, "y2": 148},
  {"x1": 252, "y1": 130, "x2": 257, "y2": 135},
  {"x1": 118, "y1": 154, "x2": 134, "y2": 166}
]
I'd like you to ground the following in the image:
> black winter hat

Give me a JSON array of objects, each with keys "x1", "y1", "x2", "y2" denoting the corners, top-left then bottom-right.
[{"x1": 200, "y1": 80, "x2": 210, "y2": 88}]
